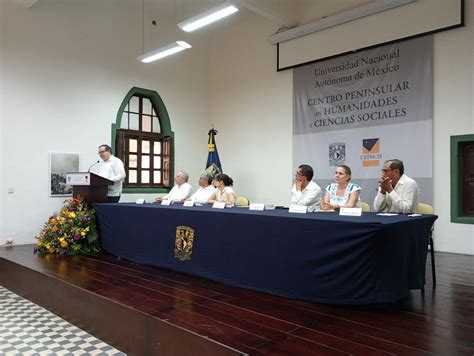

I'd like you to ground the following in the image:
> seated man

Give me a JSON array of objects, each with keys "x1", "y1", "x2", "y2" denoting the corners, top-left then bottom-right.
[
  {"x1": 374, "y1": 159, "x2": 419, "y2": 213},
  {"x1": 291, "y1": 164, "x2": 321, "y2": 207},
  {"x1": 188, "y1": 172, "x2": 216, "y2": 204},
  {"x1": 155, "y1": 171, "x2": 192, "y2": 203}
]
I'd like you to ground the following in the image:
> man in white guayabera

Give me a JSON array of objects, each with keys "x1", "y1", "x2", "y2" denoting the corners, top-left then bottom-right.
[
  {"x1": 374, "y1": 159, "x2": 420, "y2": 213},
  {"x1": 291, "y1": 164, "x2": 322, "y2": 208},
  {"x1": 96, "y1": 144, "x2": 126, "y2": 203},
  {"x1": 155, "y1": 171, "x2": 192, "y2": 203}
]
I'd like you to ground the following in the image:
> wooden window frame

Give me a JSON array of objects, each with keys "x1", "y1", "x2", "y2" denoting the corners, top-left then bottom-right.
[
  {"x1": 116, "y1": 130, "x2": 172, "y2": 189},
  {"x1": 450, "y1": 134, "x2": 474, "y2": 224}
]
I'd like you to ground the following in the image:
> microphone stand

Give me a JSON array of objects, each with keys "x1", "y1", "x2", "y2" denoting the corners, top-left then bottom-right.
[{"x1": 88, "y1": 160, "x2": 100, "y2": 173}]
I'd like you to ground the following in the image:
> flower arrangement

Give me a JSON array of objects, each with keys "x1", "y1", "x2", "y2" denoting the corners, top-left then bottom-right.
[{"x1": 35, "y1": 196, "x2": 100, "y2": 255}]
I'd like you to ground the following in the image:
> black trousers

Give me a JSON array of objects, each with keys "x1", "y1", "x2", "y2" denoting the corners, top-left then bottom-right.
[{"x1": 107, "y1": 196, "x2": 121, "y2": 203}]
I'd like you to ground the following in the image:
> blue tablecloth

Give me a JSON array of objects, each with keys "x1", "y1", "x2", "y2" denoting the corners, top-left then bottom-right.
[{"x1": 94, "y1": 203, "x2": 437, "y2": 304}]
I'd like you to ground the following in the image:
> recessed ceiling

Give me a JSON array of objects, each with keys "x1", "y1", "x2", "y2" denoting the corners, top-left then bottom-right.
[{"x1": 18, "y1": 0, "x2": 376, "y2": 28}]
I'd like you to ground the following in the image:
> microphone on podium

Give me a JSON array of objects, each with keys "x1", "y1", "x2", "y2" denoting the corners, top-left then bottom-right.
[{"x1": 87, "y1": 160, "x2": 100, "y2": 173}]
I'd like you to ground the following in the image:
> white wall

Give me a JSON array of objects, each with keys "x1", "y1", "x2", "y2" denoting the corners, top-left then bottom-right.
[
  {"x1": 0, "y1": 0, "x2": 4, "y2": 244},
  {"x1": 0, "y1": 0, "x2": 211, "y2": 244},
  {"x1": 208, "y1": 13, "x2": 292, "y2": 206},
  {"x1": 432, "y1": 1, "x2": 474, "y2": 254}
]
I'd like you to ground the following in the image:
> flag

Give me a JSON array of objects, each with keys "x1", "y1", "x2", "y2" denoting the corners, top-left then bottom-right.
[{"x1": 205, "y1": 128, "x2": 222, "y2": 178}]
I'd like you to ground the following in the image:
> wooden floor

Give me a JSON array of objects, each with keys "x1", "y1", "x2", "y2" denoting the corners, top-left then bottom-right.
[{"x1": 1, "y1": 245, "x2": 474, "y2": 355}]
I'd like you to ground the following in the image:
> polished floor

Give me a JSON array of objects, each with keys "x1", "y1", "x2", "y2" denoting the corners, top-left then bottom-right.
[{"x1": 0, "y1": 245, "x2": 473, "y2": 355}]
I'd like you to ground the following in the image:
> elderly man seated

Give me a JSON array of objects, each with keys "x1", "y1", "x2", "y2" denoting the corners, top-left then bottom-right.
[
  {"x1": 188, "y1": 172, "x2": 216, "y2": 204},
  {"x1": 374, "y1": 159, "x2": 419, "y2": 213},
  {"x1": 155, "y1": 171, "x2": 192, "y2": 203}
]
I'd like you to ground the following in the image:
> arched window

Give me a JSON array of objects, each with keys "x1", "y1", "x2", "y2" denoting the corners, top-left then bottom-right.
[{"x1": 112, "y1": 87, "x2": 174, "y2": 193}]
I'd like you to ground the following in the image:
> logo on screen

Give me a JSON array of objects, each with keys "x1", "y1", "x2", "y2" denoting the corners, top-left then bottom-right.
[
  {"x1": 329, "y1": 142, "x2": 346, "y2": 166},
  {"x1": 361, "y1": 138, "x2": 382, "y2": 167}
]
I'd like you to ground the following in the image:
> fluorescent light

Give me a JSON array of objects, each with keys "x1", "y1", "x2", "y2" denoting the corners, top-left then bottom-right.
[
  {"x1": 137, "y1": 41, "x2": 192, "y2": 63},
  {"x1": 270, "y1": 0, "x2": 414, "y2": 44},
  {"x1": 178, "y1": 1, "x2": 238, "y2": 32}
]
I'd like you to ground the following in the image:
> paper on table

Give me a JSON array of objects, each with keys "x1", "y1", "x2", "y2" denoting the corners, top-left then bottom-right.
[{"x1": 376, "y1": 213, "x2": 399, "y2": 216}]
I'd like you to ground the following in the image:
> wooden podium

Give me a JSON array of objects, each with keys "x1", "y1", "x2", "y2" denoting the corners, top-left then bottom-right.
[{"x1": 66, "y1": 172, "x2": 113, "y2": 207}]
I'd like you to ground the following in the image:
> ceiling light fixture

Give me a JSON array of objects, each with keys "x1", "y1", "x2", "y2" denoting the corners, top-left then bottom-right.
[
  {"x1": 177, "y1": 1, "x2": 239, "y2": 32},
  {"x1": 137, "y1": 41, "x2": 192, "y2": 63},
  {"x1": 270, "y1": 0, "x2": 414, "y2": 44}
]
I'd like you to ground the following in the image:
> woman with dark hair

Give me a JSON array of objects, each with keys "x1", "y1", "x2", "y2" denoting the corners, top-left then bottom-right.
[
  {"x1": 208, "y1": 173, "x2": 236, "y2": 206},
  {"x1": 322, "y1": 165, "x2": 361, "y2": 210}
]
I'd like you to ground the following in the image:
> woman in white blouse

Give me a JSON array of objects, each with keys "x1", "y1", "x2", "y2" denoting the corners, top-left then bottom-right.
[
  {"x1": 321, "y1": 165, "x2": 361, "y2": 211},
  {"x1": 208, "y1": 174, "x2": 236, "y2": 206}
]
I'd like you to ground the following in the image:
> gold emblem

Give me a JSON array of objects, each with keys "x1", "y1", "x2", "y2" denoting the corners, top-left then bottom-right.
[{"x1": 175, "y1": 226, "x2": 195, "y2": 261}]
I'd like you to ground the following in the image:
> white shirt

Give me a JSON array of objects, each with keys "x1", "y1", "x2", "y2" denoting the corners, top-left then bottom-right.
[
  {"x1": 374, "y1": 174, "x2": 419, "y2": 213},
  {"x1": 291, "y1": 181, "x2": 322, "y2": 207},
  {"x1": 215, "y1": 186, "x2": 236, "y2": 203},
  {"x1": 164, "y1": 182, "x2": 192, "y2": 203},
  {"x1": 189, "y1": 185, "x2": 216, "y2": 204},
  {"x1": 96, "y1": 155, "x2": 126, "y2": 197}
]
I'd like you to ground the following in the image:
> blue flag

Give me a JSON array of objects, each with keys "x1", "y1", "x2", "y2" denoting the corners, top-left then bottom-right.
[{"x1": 205, "y1": 128, "x2": 222, "y2": 178}]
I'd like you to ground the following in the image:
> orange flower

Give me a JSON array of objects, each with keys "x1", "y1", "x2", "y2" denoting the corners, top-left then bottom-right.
[
  {"x1": 52, "y1": 226, "x2": 59, "y2": 232},
  {"x1": 60, "y1": 240, "x2": 68, "y2": 248}
]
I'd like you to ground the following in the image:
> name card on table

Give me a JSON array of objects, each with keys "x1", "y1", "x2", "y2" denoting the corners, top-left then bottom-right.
[
  {"x1": 183, "y1": 200, "x2": 195, "y2": 207},
  {"x1": 161, "y1": 200, "x2": 171, "y2": 206},
  {"x1": 289, "y1": 205, "x2": 307, "y2": 214},
  {"x1": 212, "y1": 201, "x2": 226, "y2": 209},
  {"x1": 135, "y1": 199, "x2": 145, "y2": 205},
  {"x1": 339, "y1": 207, "x2": 362, "y2": 216},
  {"x1": 249, "y1": 203, "x2": 265, "y2": 211}
]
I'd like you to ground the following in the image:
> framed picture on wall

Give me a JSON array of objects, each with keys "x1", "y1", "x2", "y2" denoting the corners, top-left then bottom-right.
[{"x1": 49, "y1": 153, "x2": 80, "y2": 196}]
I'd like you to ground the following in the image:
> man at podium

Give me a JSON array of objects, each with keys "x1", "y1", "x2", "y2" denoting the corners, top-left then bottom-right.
[{"x1": 97, "y1": 144, "x2": 126, "y2": 203}]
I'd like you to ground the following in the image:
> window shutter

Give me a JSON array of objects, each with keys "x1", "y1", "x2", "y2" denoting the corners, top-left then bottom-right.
[
  {"x1": 115, "y1": 129, "x2": 126, "y2": 160},
  {"x1": 462, "y1": 143, "x2": 474, "y2": 216},
  {"x1": 162, "y1": 137, "x2": 172, "y2": 187}
]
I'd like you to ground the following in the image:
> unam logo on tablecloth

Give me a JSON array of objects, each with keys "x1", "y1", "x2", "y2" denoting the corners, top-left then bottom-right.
[
  {"x1": 329, "y1": 143, "x2": 346, "y2": 166},
  {"x1": 175, "y1": 226, "x2": 195, "y2": 261}
]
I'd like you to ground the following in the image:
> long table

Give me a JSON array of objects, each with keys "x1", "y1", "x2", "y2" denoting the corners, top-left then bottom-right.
[{"x1": 94, "y1": 203, "x2": 437, "y2": 304}]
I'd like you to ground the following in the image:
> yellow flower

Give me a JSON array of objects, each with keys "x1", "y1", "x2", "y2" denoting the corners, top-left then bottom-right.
[
  {"x1": 37, "y1": 240, "x2": 42, "y2": 247},
  {"x1": 85, "y1": 227, "x2": 90, "y2": 232},
  {"x1": 49, "y1": 248, "x2": 55, "y2": 253},
  {"x1": 45, "y1": 244, "x2": 50, "y2": 249},
  {"x1": 60, "y1": 240, "x2": 68, "y2": 248},
  {"x1": 69, "y1": 212, "x2": 76, "y2": 218},
  {"x1": 59, "y1": 237, "x2": 64, "y2": 242},
  {"x1": 81, "y1": 231, "x2": 86, "y2": 236}
]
